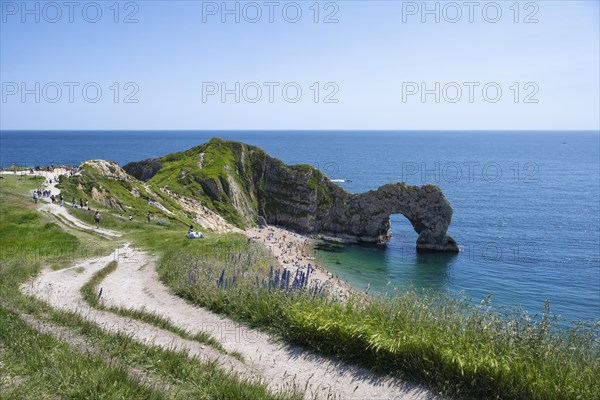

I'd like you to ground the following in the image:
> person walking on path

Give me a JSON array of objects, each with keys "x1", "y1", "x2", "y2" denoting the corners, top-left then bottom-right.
[
  {"x1": 33, "y1": 191, "x2": 38, "y2": 204},
  {"x1": 80, "y1": 198, "x2": 83, "y2": 208},
  {"x1": 94, "y1": 211, "x2": 101, "y2": 228},
  {"x1": 146, "y1": 212, "x2": 151, "y2": 223}
]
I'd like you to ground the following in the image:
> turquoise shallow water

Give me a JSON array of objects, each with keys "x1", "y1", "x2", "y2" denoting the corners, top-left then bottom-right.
[{"x1": 1, "y1": 130, "x2": 599, "y2": 324}]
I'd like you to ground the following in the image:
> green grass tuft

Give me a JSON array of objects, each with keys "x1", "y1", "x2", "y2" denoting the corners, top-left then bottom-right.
[{"x1": 80, "y1": 260, "x2": 226, "y2": 353}]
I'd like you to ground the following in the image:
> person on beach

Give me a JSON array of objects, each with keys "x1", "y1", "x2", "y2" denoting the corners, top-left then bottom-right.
[{"x1": 94, "y1": 211, "x2": 101, "y2": 228}]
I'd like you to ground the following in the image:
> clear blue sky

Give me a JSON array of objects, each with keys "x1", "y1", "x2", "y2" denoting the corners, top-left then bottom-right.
[{"x1": 1, "y1": 0, "x2": 598, "y2": 130}]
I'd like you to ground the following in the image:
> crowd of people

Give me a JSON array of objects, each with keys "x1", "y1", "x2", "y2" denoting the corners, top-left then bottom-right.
[
  {"x1": 248, "y1": 227, "x2": 350, "y2": 299},
  {"x1": 32, "y1": 189, "x2": 51, "y2": 203},
  {"x1": 252, "y1": 228, "x2": 321, "y2": 277},
  {"x1": 26, "y1": 167, "x2": 105, "y2": 229}
]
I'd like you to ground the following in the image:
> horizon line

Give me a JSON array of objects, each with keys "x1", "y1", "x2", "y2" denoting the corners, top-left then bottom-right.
[{"x1": 2, "y1": 129, "x2": 599, "y2": 133}]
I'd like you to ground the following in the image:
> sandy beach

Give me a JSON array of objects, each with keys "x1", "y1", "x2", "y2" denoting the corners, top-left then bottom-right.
[{"x1": 245, "y1": 226, "x2": 353, "y2": 300}]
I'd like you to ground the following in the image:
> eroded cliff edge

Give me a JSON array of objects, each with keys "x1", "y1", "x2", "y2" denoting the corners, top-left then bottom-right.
[{"x1": 124, "y1": 138, "x2": 459, "y2": 252}]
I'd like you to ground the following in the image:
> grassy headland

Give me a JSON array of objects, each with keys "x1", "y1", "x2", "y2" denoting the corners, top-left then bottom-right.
[
  {"x1": 3, "y1": 144, "x2": 599, "y2": 400},
  {"x1": 0, "y1": 174, "x2": 299, "y2": 399}
]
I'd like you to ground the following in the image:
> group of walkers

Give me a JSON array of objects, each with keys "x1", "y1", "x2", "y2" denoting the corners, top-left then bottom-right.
[
  {"x1": 32, "y1": 188, "x2": 102, "y2": 229},
  {"x1": 32, "y1": 189, "x2": 42, "y2": 203},
  {"x1": 19, "y1": 162, "x2": 208, "y2": 237},
  {"x1": 71, "y1": 197, "x2": 89, "y2": 209},
  {"x1": 32, "y1": 189, "x2": 55, "y2": 204}
]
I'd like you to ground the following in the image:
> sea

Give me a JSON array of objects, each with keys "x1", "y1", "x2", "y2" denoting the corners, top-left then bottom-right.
[{"x1": 1, "y1": 130, "x2": 599, "y2": 326}]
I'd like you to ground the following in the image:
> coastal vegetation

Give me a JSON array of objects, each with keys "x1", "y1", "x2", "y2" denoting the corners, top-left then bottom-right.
[
  {"x1": 158, "y1": 243, "x2": 600, "y2": 400},
  {"x1": 2, "y1": 142, "x2": 598, "y2": 399},
  {"x1": 0, "y1": 174, "x2": 298, "y2": 399},
  {"x1": 134, "y1": 138, "x2": 256, "y2": 228}
]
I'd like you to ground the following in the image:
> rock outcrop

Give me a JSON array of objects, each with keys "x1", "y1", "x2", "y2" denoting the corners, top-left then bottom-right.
[
  {"x1": 121, "y1": 158, "x2": 162, "y2": 182},
  {"x1": 82, "y1": 160, "x2": 132, "y2": 181},
  {"x1": 124, "y1": 138, "x2": 459, "y2": 252}
]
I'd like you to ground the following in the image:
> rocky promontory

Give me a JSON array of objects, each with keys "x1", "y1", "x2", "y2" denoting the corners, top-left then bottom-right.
[{"x1": 124, "y1": 138, "x2": 459, "y2": 252}]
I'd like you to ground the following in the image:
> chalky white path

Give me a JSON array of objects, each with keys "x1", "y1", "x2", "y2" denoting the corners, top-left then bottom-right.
[
  {"x1": 22, "y1": 244, "x2": 438, "y2": 400},
  {"x1": 7, "y1": 168, "x2": 122, "y2": 237},
  {"x1": 38, "y1": 201, "x2": 122, "y2": 238}
]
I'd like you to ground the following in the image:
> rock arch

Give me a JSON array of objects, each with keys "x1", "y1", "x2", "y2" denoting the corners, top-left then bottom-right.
[{"x1": 298, "y1": 182, "x2": 459, "y2": 252}]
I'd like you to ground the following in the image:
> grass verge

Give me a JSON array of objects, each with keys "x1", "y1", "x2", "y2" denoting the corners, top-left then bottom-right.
[
  {"x1": 0, "y1": 307, "x2": 164, "y2": 400},
  {"x1": 158, "y1": 247, "x2": 600, "y2": 400}
]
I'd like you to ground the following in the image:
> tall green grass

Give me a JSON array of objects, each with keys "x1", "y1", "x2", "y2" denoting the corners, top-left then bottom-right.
[
  {"x1": 0, "y1": 308, "x2": 164, "y2": 399},
  {"x1": 0, "y1": 175, "x2": 300, "y2": 399},
  {"x1": 0, "y1": 175, "x2": 96, "y2": 309},
  {"x1": 0, "y1": 176, "x2": 158, "y2": 398},
  {"x1": 159, "y1": 247, "x2": 600, "y2": 400}
]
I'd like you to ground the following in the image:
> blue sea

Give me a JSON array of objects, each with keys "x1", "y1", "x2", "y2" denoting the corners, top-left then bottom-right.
[{"x1": 1, "y1": 130, "x2": 599, "y2": 325}]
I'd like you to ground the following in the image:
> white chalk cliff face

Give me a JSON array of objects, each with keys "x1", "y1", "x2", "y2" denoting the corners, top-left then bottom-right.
[{"x1": 124, "y1": 139, "x2": 459, "y2": 252}]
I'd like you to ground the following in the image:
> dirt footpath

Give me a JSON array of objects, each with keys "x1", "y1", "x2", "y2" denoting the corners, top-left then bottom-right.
[{"x1": 22, "y1": 244, "x2": 437, "y2": 400}]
